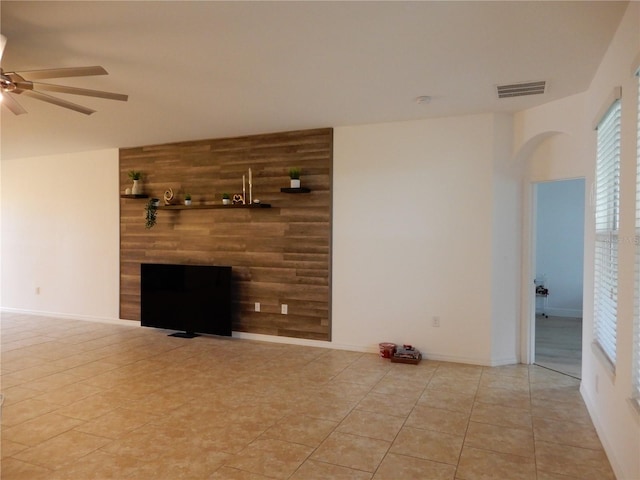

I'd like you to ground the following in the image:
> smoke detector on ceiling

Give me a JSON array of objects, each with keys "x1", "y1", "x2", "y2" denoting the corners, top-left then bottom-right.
[{"x1": 496, "y1": 81, "x2": 546, "y2": 99}]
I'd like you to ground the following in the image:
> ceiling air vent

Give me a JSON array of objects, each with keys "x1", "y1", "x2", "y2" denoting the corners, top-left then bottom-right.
[{"x1": 496, "y1": 81, "x2": 546, "y2": 99}]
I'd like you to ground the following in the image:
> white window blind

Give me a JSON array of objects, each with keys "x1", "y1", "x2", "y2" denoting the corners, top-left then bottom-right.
[
  {"x1": 594, "y1": 98, "x2": 621, "y2": 366},
  {"x1": 634, "y1": 72, "x2": 640, "y2": 403}
]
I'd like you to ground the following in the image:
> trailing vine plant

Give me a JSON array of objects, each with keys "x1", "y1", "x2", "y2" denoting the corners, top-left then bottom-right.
[{"x1": 145, "y1": 199, "x2": 158, "y2": 229}]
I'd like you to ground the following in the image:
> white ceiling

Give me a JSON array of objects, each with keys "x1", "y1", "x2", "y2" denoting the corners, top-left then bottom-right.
[{"x1": 0, "y1": 1, "x2": 629, "y2": 160}]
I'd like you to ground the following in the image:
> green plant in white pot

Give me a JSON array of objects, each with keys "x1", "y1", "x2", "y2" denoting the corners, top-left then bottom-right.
[
  {"x1": 128, "y1": 170, "x2": 143, "y2": 195},
  {"x1": 184, "y1": 193, "x2": 192, "y2": 206},
  {"x1": 222, "y1": 193, "x2": 231, "y2": 205},
  {"x1": 289, "y1": 168, "x2": 301, "y2": 188}
]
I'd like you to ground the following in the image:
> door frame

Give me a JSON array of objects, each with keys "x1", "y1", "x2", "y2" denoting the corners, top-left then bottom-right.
[{"x1": 521, "y1": 177, "x2": 586, "y2": 365}]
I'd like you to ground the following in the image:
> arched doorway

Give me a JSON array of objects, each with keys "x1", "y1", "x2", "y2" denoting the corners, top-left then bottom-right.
[{"x1": 516, "y1": 130, "x2": 587, "y2": 378}]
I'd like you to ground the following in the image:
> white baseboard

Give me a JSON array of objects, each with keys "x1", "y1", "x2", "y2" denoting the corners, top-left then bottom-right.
[
  {"x1": 540, "y1": 307, "x2": 582, "y2": 318},
  {"x1": 579, "y1": 383, "x2": 625, "y2": 480},
  {"x1": 424, "y1": 352, "x2": 518, "y2": 367},
  {"x1": 489, "y1": 355, "x2": 521, "y2": 367},
  {"x1": 232, "y1": 333, "x2": 517, "y2": 366},
  {"x1": 1, "y1": 307, "x2": 139, "y2": 327},
  {"x1": 231, "y1": 331, "x2": 375, "y2": 353}
]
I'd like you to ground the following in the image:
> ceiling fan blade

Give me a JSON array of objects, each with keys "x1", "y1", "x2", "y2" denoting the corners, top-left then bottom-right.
[
  {"x1": 21, "y1": 89, "x2": 95, "y2": 115},
  {"x1": 15, "y1": 66, "x2": 108, "y2": 80},
  {"x1": 1, "y1": 92, "x2": 27, "y2": 115},
  {"x1": 27, "y1": 82, "x2": 128, "y2": 101},
  {"x1": 0, "y1": 35, "x2": 6, "y2": 64}
]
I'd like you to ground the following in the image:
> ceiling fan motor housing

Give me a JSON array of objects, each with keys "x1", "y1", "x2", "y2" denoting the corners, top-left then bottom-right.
[{"x1": 1, "y1": 71, "x2": 17, "y2": 92}]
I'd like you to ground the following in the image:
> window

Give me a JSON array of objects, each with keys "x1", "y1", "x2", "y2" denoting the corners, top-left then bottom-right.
[{"x1": 594, "y1": 96, "x2": 621, "y2": 366}]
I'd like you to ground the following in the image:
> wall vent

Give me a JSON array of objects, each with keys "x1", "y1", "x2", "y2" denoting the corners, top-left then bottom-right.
[{"x1": 497, "y1": 81, "x2": 546, "y2": 98}]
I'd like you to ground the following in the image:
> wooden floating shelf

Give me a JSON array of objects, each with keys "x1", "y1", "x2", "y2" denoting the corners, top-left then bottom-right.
[
  {"x1": 158, "y1": 203, "x2": 272, "y2": 210},
  {"x1": 120, "y1": 194, "x2": 149, "y2": 199},
  {"x1": 280, "y1": 187, "x2": 311, "y2": 193}
]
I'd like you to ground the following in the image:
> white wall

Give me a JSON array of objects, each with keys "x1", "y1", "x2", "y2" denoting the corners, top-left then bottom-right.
[
  {"x1": 1, "y1": 149, "x2": 120, "y2": 321},
  {"x1": 490, "y1": 113, "x2": 521, "y2": 366},
  {"x1": 332, "y1": 113, "x2": 516, "y2": 365},
  {"x1": 535, "y1": 179, "x2": 585, "y2": 317},
  {"x1": 515, "y1": 3, "x2": 640, "y2": 478}
]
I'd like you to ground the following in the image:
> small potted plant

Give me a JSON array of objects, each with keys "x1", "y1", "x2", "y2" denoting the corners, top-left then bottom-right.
[
  {"x1": 145, "y1": 199, "x2": 157, "y2": 229},
  {"x1": 289, "y1": 168, "x2": 301, "y2": 188},
  {"x1": 222, "y1": 193, "x2": 231, "y2": 205},
  {"x1": 128, "y1": 170, "x2": 143, "y2": 195},
  {"x1": 184, "y1": 193, "x2": 192, "y2": 206}
]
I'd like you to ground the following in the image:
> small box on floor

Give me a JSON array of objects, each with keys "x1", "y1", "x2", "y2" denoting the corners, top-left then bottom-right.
[{"x1": 391, "y1": 344, "x2": 422, "y2": 364}]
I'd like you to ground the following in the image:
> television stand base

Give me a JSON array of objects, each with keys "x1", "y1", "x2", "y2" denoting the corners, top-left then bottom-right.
[{"x1": 168, "y1": 332, "x2": 200, "y2": 338}]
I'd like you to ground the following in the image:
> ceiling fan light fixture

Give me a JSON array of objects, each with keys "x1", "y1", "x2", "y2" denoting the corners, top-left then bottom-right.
[{"x1": 0, "y1": 35, "x2": 127, "y2": 115}]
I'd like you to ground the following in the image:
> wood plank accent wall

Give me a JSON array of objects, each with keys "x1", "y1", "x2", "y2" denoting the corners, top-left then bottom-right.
[{"x1": 119, "y1": 128, "x2": 332, "y2": 341}]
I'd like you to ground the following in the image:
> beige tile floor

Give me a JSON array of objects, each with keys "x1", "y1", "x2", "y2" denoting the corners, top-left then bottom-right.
[{"x1": 0, "y1": 313, "x2": 615, "y2": 479}]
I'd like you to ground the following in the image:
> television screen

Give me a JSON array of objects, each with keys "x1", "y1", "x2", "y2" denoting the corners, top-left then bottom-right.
[{"x1": 141, "y1": 263, "x2": 232, "y2": 337}]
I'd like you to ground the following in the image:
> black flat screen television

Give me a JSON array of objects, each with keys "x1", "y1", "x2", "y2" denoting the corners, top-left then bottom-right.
[{"x1": 141, "y1": 263, "x2": 232, "y2": 337}]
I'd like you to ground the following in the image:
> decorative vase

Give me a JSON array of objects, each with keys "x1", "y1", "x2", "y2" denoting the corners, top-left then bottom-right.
[
  {"x1": 290, "y1": 179, "x2": 300, "y2": 188},
  {"x1": 132, "y1": 179, "x2": 142, "y2": 195}
]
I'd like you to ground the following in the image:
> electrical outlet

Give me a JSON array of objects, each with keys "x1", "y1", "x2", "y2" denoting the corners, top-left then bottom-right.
[
  {"x1": 255, "y1": 302, "x2": 260, "y2": 312},
  {"x1": 432, "y1": 316, "x2": 440, "y2": 327},
  {"x1": 35, "y1": 287, "x2": 40, "y2": 295},
  {"x1": 281, "y1": 304, "x2": 288, "y2": 315}
]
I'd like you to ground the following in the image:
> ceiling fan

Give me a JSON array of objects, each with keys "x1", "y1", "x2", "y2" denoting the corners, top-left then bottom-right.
[{"x1": 0, "y1": 34, "x2": 128, "y2": 115}]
